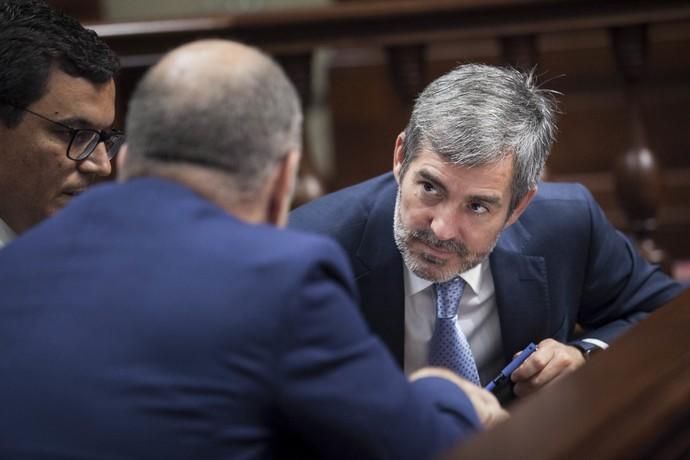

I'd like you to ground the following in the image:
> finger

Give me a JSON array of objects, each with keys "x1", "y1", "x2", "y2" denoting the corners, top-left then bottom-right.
[
  {"x1": 511, "y1": 338, "x2": 564, "y2": 381},
  {"x1": 529, "y1": 355, "x2": 568, "y2": 385},
  {"x1": 511, "y1": 346, "x2": 553, "y2": 382},
  {"x1": 513, "y1": 345, "x2": 582, "y2": 396},
  {"x1": 483, "y1": 405, "x2": 510, "y2": 429},
  {"x1": 473, "y1": 388, "x2": 509, "y2": 428},
  {"x1": 513, "y1": 367, "x2": 555, "y2": 397},
  {"x1": 513, "y1": 379, "x2": 538, "y2": 398},
  {"x1": 530, "y1": 347, "x2": 582, "y2": 387}
]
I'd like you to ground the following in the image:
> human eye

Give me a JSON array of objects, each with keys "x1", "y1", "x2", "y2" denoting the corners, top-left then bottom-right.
[
  {"x1": 72, "y1": 130, "x2": 98, "y2": 148},
  {"x1": 421, "y1": 181, "x2": 437, "y2": 194},
  {"x1": 418, "y1": 180, "x2": 444, "y2": 202},
  {"x1": 50, "y1": 125, "x2": 73, "y2": 141},
  {"x1": 469, "y1": 202, "x2": 489, "y2": 215}
]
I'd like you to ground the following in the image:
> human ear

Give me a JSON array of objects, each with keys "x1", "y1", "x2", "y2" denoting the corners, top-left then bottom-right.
[
  {"x1": 115, "y1": 144, "x2": 129, "y2": 181},
  {"x1": 393, "y1": 132, "x2": 405, "y2": 185},
  {"x1": 505, "y1": 187, "x2": 538, "y2": 227},
  {"x1": 267, "y1": 150, "x2": 301, "y2": 227}
]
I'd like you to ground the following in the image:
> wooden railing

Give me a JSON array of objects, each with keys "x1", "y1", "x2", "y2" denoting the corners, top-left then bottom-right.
[
  {"x1": 92, "y1": 1, "x2": 690, "y2": 59},
  {"x1": 444, "y1": 287, "x2": 690, "y2": 460},
  {"x1": 86, "y1": 0, "x2": 690, "y2": 263}
]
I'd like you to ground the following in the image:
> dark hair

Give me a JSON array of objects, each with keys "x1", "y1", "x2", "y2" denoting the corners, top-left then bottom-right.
[{"x1": 0, "y1": 0, "x2": 120, "y2": 127}]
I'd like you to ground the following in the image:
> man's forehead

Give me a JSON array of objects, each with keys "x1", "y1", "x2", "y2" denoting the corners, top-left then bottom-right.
[
  {"x1": 32, "y1": 69, "x2": 116, "y2": 128},
  {"x1": 409, "y1": 149, "x2": 513, "y2": 174},
  {"x1": 407, "y1": 151, "x2": 514, "y2": 195}
]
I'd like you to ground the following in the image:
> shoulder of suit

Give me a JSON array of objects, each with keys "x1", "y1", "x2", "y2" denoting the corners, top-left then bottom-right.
[
  {"x1": 533, "y1": 181, "x2": 593, "y2": 203},
  {"x1": 289, "y1": 173, "x2": 395, "y2": 235},
  {"x1": 514, "y1": 181, "x2": 598, "y2": 232}
]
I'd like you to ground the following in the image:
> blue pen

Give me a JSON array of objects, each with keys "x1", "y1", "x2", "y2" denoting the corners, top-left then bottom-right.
[{"x1": 485, "y1": 342, "x2": 538, "y2": 392}]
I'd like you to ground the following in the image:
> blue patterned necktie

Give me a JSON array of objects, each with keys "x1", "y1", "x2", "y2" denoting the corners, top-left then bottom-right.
[{"x1": 428, "y1": 277, "x2": 481, "y2": 385}]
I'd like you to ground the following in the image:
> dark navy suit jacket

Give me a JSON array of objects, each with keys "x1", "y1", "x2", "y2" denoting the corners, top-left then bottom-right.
[
  {"x1": 290, "y1": 173, "x2": 684, "y2": 369},
  {"x1": 0, "y1": 178, "x2": 481, "y2": 460}
]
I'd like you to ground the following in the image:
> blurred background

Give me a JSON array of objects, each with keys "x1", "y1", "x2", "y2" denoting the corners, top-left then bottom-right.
[{"x1": 48, "y1": 0, "x2": 690, "y2": 280}]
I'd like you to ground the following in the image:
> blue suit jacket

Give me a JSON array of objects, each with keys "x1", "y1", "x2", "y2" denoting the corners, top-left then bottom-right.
[
  {"x1": 0, "y1": 178, "x2": 480, "y2": 460},
  {"x1": 290, "y1": 173, "x2": 684, "y2": 368}
]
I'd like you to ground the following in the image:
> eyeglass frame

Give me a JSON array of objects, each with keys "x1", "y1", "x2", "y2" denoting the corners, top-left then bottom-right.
[{"x1": 4, "y1": 104, "x2": 124, "y2": 161}]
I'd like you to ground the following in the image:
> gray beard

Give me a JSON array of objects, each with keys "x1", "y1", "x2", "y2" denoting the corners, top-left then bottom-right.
[{"x1": 392, "y1": 190, "x2": 498, "y2": 283}]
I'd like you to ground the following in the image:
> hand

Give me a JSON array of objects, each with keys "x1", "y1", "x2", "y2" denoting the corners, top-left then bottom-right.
[
  {"x1": 410, "y1": 367, "x2": 509, "y2": 428},
  {"x1": 510, "y1": 338, "x2": 585, "y2": 398}
]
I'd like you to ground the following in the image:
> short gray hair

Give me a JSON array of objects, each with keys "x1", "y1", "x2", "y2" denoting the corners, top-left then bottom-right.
[
  {"x1": 125, "y1": 47, "x2": 302, "y2": 195},
  {"x1": 401, "y1": 64, "x2": 558, "y2": 212}
]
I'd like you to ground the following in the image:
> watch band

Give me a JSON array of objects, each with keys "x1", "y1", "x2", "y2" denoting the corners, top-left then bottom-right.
[{"x1": 572, "y1": 341, "x2": 601, "y2": 361}]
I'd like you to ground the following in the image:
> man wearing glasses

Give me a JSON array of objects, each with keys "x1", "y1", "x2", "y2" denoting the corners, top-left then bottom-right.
[{"x1": 0, "y1": 0, "x2": 121, "y2": 247}]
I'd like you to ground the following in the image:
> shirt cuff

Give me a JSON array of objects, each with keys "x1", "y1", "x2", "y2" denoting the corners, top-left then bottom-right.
[{"x1": 581, "y1": 338, "x2": 608, "y2": 350}]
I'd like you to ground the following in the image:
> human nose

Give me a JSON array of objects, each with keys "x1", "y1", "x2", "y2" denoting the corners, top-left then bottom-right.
[
  {"x1": 429, "y1": 207, "x2": 462, "y2": 241},
  {"x1": 77, "y1": 142, "x2": 112, "y2": 177}
]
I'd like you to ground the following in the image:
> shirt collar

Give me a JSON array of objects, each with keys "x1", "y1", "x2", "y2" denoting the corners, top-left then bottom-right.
[
  {"x1": 0, "y1": 217, "x2": 16, "y2": 248},
  {"x1": 404, "y1": 258, "x2": 489, "y2": 297}
]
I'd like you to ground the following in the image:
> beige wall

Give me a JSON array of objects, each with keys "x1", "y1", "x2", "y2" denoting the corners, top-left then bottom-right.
[{"x1": 102, "y1": 0, "x2": 330, "y2": 21}]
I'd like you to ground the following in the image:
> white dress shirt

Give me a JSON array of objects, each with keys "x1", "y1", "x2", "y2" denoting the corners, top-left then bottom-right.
[
  {"x1": 403, "y1": 260, "x2": 505, "y2": 384},
  {"x1": 0, "y1": 217, "x2": 15, "y2": 249}
]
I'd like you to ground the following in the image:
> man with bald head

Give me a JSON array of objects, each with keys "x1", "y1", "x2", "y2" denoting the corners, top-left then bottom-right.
[{"x1": 0, "y1": 40, "x2": 505, "y2": 459}]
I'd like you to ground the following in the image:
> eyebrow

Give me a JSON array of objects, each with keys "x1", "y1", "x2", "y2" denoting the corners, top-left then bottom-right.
[
  {"x1": 467, "y1": 194, "x2": 502, "y2": 207},
  {"x1": 59, "y1": 117, "x2": 100, "y2": 130},
  {"x1": 417, "y1": 168, "x2": 448, "y2": 195},
  {"x1": 417, "y1": 168, "x2": 503, "y2": 207},
  {"x1": 51, "y1": 114, "x2": 110, "y2": 131}
]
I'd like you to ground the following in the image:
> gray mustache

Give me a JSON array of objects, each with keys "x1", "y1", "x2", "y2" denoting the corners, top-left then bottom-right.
[{"x1": 409, "y1": 229, "x2": 469, "y2": 256}]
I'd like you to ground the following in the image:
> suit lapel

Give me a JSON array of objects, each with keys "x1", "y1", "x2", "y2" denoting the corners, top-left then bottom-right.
[
  {"x1": 354, "y1": 177, "x2": 406, "y2": 366},
  {"x1": 348, "y1": 174, "x2": 553, "y2": 367},
  {"x1": 491, "y1": 220, "x2": 551, "y2": 362}
]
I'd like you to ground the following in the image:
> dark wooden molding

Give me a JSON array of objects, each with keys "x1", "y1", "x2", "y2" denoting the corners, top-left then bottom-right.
[
  {"x1": 500, "y1": 34, "x2": 538, "y2": 71},
  {"x1": 47, "y1": 0, "x2": 102, "y2": 21},
  {"x1": 275, "y1": 53, "x2": 314, "y2": 107},
  {"x1": 91, "y1": 1, "x2": 690, "y2": 67},
  {"x1": 89, "y1": 1, "x2": 690, "y2": 261},
  {"x1": 610, "y1": 24, "x2": 672, "y2": 273},
  {"x1": 385, "y1": 44, "x2": 427, "y2": 105}
]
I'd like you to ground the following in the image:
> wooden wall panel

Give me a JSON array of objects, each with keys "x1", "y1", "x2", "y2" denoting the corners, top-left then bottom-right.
[
  {"x1": 90, "y1": 1, "x2": 690, "y2": 261},
  {"x1": 326, "y1": 21, "x2": 690, "y2": 259}
]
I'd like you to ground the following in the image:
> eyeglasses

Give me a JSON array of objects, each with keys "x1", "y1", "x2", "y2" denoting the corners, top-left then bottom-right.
[{"x1": 13, "y1": 105, "x2": 125, "y2": 161}]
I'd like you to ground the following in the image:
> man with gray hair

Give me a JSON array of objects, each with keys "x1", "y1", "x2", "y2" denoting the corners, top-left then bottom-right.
[
  {"x1": 291, "y1": 64, "x2": 683, "y2": 402},
  {"x1": 0, "y1": 41, "x2": 507, "y2": 459}
]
